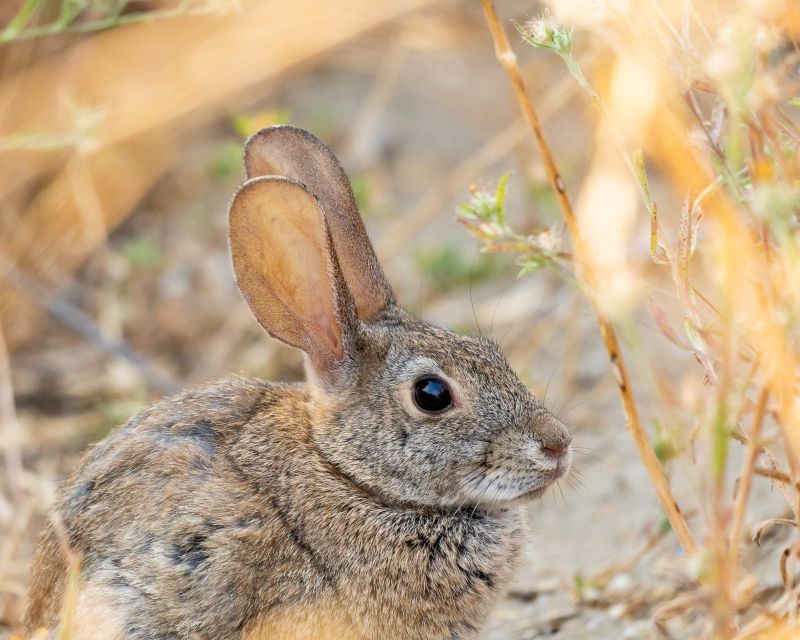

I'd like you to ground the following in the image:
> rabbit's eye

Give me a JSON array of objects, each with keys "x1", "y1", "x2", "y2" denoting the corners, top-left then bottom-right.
[{"x1": 413, "y1": 377, "x2": 452, "y2": 413}]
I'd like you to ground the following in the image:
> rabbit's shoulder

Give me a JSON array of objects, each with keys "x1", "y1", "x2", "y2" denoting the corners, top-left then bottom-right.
[{"x1": 56, "y1": 377, "x2": 304, "y2": 544}]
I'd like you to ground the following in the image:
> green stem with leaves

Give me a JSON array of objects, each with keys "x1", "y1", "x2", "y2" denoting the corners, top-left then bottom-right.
[{"x1": 0, "y1": 0, "x2": 219, "y2": 43}]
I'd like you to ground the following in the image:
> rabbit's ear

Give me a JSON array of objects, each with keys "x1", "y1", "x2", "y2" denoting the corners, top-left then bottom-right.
[
  {"x1": 229, "y1": 176, "x2": 355, "y2": 378},
  {"x1": 244, "y1": 125, "x2": 394, "y2": 322}
]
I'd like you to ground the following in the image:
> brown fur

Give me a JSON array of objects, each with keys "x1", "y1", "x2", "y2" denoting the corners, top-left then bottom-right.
[{"x1": 23, "y1": 127, "x2": 571, "y2": 640}]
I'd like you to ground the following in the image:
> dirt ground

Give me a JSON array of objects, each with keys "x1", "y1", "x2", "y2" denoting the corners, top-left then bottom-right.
[{"x1": 1, "y1": 2, "x2": 793, "y2": 638}]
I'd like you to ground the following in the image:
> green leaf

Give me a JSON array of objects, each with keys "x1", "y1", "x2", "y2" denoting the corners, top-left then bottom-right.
[
  {"x1": 634, "y1": 149, "x2": 663, "y2": 264},
  {"x1": 456, "y1": 202, "x2": 474, "y2": 219},
  {"x1": 456, "y1": 173, "x2": 513, "y2": 226},
  {"x1": 517, "y1": 255, "x2": 548, "y2": 277},
  {"x1": 494, "y1": 171, "x2": 511, "y2": 227},
  {"x1": 4, "y1": 0, "x2": 43, "y2": 37},
  {"x1": 652, "y1": 419, "x2": 680, "y2": 464},
  {"x1": 712, "y1": 400, "x2": 730, "y2": 482},
  {"x1": 59, "y1": 0, "x2": 89, "y2": 26},
  {"x1": 683, "y1": 318, "x2": 706, "y2": 355},
  {"x1": 788, "y1": 97, "x2": 800, "y2": 108},
  {"x1": 122, "y1": 234, "x2": 162, "y2": 268}
]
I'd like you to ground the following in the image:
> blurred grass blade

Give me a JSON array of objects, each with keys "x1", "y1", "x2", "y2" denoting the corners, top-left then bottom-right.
[{"x1": 2, "y1": 0, "x2": 43, "y2": 39}]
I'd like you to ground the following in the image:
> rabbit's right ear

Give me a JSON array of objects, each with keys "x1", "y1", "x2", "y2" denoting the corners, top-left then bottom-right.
[{"x1": 229, "y1": 176, "x2": 354, "y2": 379}]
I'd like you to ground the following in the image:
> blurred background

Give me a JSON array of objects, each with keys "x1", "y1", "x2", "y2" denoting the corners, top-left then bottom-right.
[{"x1": 1, "y1": 0, "x2": 799, "y2": 638}]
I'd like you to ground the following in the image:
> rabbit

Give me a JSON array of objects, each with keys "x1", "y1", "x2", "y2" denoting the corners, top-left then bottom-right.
[{"x1": 22, "y1": 125, "x2": 573, "y2": 640}]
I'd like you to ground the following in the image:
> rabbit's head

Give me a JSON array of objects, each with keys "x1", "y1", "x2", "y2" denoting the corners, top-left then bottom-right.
[{"x1": 230, "y1": 126, "x2": 571, "y2": 513}]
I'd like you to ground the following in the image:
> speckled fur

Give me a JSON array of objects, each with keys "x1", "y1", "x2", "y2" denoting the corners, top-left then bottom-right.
[{"x1": 23, "y1": 127, "x2": 571, "y2": 640}]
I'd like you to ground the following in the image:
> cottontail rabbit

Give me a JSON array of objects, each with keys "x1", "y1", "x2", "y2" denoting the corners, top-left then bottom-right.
[{"x1": 23, "y1": 126, "x2": 572, "y2": 640}]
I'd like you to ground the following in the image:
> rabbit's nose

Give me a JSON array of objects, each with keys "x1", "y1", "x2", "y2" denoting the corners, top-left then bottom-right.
[{"x1": 538, "y1": 418, "x2": 572, "y2": 459}]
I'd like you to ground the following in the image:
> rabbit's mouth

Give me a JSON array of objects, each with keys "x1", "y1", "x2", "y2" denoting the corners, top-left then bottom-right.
[
  {"x1": 514, "y1": 472, "x2": 567, "y2": 502},
  {"x1": 515, "y1": 474, "x2": 564, "y2": 501},
  {"x1": 514, "y1": 485, "x2": 551, "y2": 501},
  {"x1": 505, "y1": 447, "x2": 573, "y2": 503},
  {"x1": 458, "y1": 448, "x2": 572, "y2": 509}
]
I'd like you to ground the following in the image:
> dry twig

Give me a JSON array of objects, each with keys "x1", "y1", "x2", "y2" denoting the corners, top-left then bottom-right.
[{"x1": 729, "y1": 387, "x2": 770, "y2": 566}]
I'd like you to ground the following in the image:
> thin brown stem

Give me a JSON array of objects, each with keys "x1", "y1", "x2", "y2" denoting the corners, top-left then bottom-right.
[
  {"x1": 480, "y1": 0, "x2": 696, "y2": 555},
  {"x1": 753, "y1": 465, "x2": 797, "y2": 488},
  {"x1": 728, "y1": 386, "x2": 769, "y2": 576}
]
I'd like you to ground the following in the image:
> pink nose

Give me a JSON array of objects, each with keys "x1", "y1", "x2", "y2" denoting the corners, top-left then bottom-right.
[
  {"x1": 542, "y1": 444, "x2": 567, "y2": 458},
  {"x1": 539, "y1": 421, "x2": 572, "y2": 458}
]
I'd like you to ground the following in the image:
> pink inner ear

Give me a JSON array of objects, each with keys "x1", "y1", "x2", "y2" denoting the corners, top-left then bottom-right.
[
  {"x1": 230, "y1": 179, "x2": 343, "y2": 363},
  {"x1": 270, "y1": 203, "x2": 342, "y2": 359}
]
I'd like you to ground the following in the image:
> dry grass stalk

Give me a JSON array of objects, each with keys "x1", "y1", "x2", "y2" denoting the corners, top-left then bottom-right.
[
  {"x1": 729, "y1": 387, "x2": 770, "y2": 570},
  {"x1": 479, "y1": 1, "x2": 800, "y2": 635},
  {"x1": 479, "y1": 0, "x2": 697, "y2": 555}
]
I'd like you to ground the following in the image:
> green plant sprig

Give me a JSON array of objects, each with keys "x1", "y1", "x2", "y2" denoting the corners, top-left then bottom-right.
[
  {"x1": 456, "y1": 172, "x2": 573, "y2": 280},
  {"x1": 0, "y1": 0, "x2": 226, "y2": 44}
]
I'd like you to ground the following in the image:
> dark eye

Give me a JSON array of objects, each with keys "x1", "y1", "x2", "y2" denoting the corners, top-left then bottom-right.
[{"x1": 413, "y1": 377, "x2": 453, "y2": 413}]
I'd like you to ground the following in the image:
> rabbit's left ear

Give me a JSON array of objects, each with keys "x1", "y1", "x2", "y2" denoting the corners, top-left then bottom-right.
[
  {"x1": 229, "y1": 176, "x2": 356, "y2": 381},
  {"x1": 244, "y1": 126, "x2": 395, "y2": 322}
]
